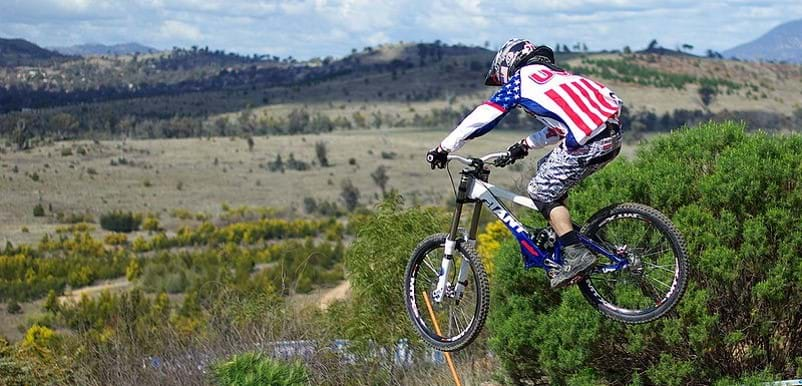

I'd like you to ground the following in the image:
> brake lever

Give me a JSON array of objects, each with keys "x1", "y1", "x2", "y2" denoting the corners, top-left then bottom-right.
[{"x1": 493, "y1": 156, "x2": 511, "y2": 168}]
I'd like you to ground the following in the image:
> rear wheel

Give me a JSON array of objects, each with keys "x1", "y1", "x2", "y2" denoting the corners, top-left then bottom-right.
[
  {"x1": 578, "y1": 203, "x2": 689, "y2": 324},
  {"x1": 404, "y1": 234, "x2": 489, "y2": 352}
]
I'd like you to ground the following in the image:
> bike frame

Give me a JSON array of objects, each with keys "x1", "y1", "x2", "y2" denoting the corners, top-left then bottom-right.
[{"x1": 432, "y1": 155, "x2": 629, "y2": 303}]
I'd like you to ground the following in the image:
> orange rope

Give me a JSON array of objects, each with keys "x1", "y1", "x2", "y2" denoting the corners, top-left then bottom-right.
[{"x1": 422, "y1": 291, "x2": 463, "y2": 386}]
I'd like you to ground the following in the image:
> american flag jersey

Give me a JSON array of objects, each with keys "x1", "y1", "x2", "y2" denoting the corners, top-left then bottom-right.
[{"x1": 440, "y1": 64, "x2": 623, "y2": 152}]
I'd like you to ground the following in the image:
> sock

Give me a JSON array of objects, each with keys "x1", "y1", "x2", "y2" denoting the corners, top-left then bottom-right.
[{"x1": 558, "y1": 230, "x2": 580, "y2": 246}]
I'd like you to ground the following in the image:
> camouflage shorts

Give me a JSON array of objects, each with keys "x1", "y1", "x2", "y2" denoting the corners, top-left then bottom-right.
[{"x1": 527, "y1": 133, "x2": 622, "y2": 204}]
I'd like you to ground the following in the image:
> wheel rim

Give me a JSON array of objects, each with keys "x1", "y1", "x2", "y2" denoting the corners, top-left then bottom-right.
[
  {"x1": 409, "y1": 243, "x2": 478, "y2": 343},
  {"x1": 584, "y1": 215, "x2": 681, "y2": 315}
]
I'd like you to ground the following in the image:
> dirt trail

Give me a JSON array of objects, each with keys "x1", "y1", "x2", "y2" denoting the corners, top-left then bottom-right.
[
  {"x1": 318, "y1": 280, "x2": 350, "y2": 310},
  {"x1": 58, "y1": 278, "x2": 131, "y2": 304},
  {"x1": 290, "y1": 280, "x2": 351, "y2": 310}
]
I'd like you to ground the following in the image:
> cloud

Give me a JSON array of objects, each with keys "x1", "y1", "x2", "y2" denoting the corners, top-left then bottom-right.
[
  {"x1": 0, "y1": 0, "x2": 801, "y2": 59},
  {"x1": 158, "y1": 20, "x2": 203, "y2": 41}
]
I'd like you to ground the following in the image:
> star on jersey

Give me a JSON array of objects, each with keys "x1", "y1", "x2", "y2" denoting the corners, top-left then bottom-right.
[{"x1": 489, "y1": 72, "x2": 522, "y2": 110}]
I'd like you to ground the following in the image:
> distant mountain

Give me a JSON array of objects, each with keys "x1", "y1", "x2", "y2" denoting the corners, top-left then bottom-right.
[
  {"x1": 49, "y1": 42, "x2": 158, "y2": 56},
  {"x1": 723, "y1": 18, "x2": 802, "y2": 63},
  {"x1": 0, "y1": 37, "x2": 67, "y2": 66}
]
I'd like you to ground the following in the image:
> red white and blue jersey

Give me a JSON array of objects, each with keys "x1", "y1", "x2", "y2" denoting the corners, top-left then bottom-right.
[{"x1": 440, "y1": 64, "x2": 622, "y2": 152}]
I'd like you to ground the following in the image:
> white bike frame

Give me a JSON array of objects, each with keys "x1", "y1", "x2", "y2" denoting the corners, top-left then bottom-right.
[{"x1": 432, "y1": 153, "x2": 542, "y2": 303}]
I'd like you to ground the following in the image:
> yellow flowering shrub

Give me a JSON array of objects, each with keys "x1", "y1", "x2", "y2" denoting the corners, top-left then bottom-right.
[
  {"x1": 104, "y1": 233, "x2": 128, "y2": 246},
  {"x1": 142, "y1": 216, "x2": 161, "y2": 232},
  {"x1": 476, "y1": 220, "x2": 510, "y2": 276}
]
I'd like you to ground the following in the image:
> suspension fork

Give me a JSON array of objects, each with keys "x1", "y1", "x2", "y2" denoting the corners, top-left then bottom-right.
[
  {"x1": 434, "y1": 173, "x2": 481, "y2": 303},
  {"x1": 433, "y1": 199, "x2": 463, "y2": 303},
  {"x1": 452, "y1": 203, "x2": 481, "y2": 299}
]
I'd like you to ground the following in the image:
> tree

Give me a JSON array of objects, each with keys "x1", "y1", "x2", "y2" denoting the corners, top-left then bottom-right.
[
  {"x1": 698, "y1": 85, "x2": 717, "y2": 111},
  {"x1": 370, "y1": 166, "x2": 389, "y2": 196},
  {"x1": 647, "y1": 39, "x2": 659, "y2": 51},
  {"x1": 99, "y1": 211, "x2": 141, "y2": 233},
  {"x1": 287, "y1": 109, "x2": 310, "y2": 134},
  {"x1": 314, "y1": 141, "x2": 330, "y2": 167},
  {"x1": 214, "y1": 117, "x2": 228, "y2": 135},
  {"x1": 623, "y1": 45, "x2": 632, "y2": 54},
  {"x1": 12, "y1": 119, "x2": 32, "y2": 150},
  {"x1": 6, "y1": 300, "x2": 21, "y2": 314},
  {"x1": 238, "y1": 107, "x2": 257, "y2": 133},
  {"x1": 682, "y1": 43, "x2": 695, "y2": 52},
  {"x1": 33, "y1": 203, "x2": 45, "y2": 217},
  {"x1": 269, "y1": 154, "x2": 285, "y2": 173},
  {"x1": 44, "y1": 290, "x2": 59, "y2": 313},
  {"x1": 49, "y1": 113, "x2": 79, "y2": 136},
  {"x1": 340, "y1": 179, "x2": 360, "y2": 212},
  {"x1": 303, "y1": 197, "x2": 317, "y2": 214},
  {"x1": 706, "y1": 49, "x2": 723, "y2": 59}
]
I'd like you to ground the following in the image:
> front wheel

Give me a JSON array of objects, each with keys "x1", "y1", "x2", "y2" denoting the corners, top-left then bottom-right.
[
  {"x1": 578, "y1": 203, "x2": 689, "y2": 324},
  {"x1": 404, "y1": 234, "x2": 489, "y2": 352}
]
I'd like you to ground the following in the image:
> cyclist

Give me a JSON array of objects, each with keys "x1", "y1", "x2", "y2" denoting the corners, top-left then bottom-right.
[{"x1": 426, "y1": 38, "x2": 623, "y2": 289}]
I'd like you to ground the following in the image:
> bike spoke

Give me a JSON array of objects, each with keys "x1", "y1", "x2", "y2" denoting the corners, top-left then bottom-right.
[
  {"x1": 457, "y1": 308, "x2": 472, "y2": 330},
  {"x1": 643, "y1": 261, "x2": 675, "y2": 273},
  {"x1": 451, "y1": 311, "x2": 463, "y2": 334},
  {"x1": 637, "y1": 247, "x2": 671, "y2": 260},
  {"x1": 422, "y1": 258, "x2": 438, "y2": 276},
  {"x1": 644, "y1": 275, "x2": 671, "y2": 290},
  {"x1": 638, "y1": 280, "x2": 662, "y2": 303}
]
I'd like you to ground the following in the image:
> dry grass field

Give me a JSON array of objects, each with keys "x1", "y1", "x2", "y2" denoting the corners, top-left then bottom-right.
[{"x1": 0, "y1": 128, "x2": 582, "y2": 245}]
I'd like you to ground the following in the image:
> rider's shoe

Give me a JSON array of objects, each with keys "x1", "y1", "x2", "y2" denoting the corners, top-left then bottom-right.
[{"x1": 550, "y1": 244, "x2": 597, "y2": 289}]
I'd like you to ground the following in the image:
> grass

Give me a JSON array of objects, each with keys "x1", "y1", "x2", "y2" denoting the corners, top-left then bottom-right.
[
  {"x1": 0, "y1": 128, "x2": 534, "y2": 246},
  {"x1": 211, "y1": 352, "x2": 309, "y2": 386}
]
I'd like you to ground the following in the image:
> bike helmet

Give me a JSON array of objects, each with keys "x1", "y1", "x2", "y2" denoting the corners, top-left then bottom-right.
[{"x1": 484, "y1": 39, "x2": 556, "y2": 86}]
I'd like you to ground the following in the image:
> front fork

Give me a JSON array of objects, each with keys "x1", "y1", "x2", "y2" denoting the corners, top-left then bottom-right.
[{"x1": 432, "y1": 197, "x2": 482, "y2": 304}]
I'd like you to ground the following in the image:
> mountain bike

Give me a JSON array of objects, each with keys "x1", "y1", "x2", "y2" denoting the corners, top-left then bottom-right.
[{"x1": 404, "y1": 151, "x2": 689, "y2": 352}]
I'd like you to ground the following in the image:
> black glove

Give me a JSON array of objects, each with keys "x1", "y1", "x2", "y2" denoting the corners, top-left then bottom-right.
[
  {"x1": 495, "y1": 140, "x2": 530, "y2": 167},
  {"x1": 426, "y1": 146, "x2": 448, "y2": 169}
]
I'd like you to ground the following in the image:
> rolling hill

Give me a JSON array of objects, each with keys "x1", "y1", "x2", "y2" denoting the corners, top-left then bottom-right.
[
  {"x1": 49, "y1": 42, "x2": 158, "y2": 56},
  {"x1": 0, "y1": 39, "x2": 801, "y2": 143},
  {"x1": 723, "y1": 18, "x2": 802, "y2": 63},
  {"x1": 0, "y1": 37, "x2": 68, "y2": 66}
]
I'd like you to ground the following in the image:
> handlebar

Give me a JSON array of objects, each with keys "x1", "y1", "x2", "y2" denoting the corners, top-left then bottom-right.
[{"x1": 447, "y1": 151, "x2": 509, "y2": 167}]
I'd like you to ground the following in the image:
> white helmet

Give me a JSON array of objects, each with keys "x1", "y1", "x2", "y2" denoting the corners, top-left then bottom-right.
[{"x1": 484, "y1": 39, "x2": 555, "y2": 86}]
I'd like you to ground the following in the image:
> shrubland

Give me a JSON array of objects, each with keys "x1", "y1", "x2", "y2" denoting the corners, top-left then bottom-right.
[{"x1": 2, "y1": 122, "x2": 801, "y2": 384}]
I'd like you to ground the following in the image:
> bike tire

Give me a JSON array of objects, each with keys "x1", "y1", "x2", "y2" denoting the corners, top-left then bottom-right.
[
  {"x1": 578, "y1": 203, "x2": 689, "y2": 324},
  {"x1": 404, "y1": 233, "x2": 489, "y2": 352}
]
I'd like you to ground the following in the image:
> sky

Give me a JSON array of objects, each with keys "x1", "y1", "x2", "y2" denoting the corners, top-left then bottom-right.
[{"x1": 1, "y1": 0, "x2": 802, "y2": 59}]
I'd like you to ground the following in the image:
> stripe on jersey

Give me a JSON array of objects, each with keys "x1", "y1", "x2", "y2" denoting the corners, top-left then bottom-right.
[
  {"x1": 578, "y1": 79, "x2": 618, "y2": 111},
  {"x1": 544, "y1": 89, "x2": 592, "y2": 135},
  {"x1": 483, "y1": 101, "x2": 507, "y2": 112},
  {"x1": 558, "y1": 83, "x2": 603, "y2": 126},
  {"x1": 568, "y1": 81, "x2": 612, "y2": 117}
]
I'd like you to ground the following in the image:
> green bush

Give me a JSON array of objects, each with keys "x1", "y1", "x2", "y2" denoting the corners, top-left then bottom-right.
[
  {"x1": 211, "y1": 352, "x2": 309, "y2": 386},
  {"x1": 99, "y1": 211, "x2": 141, "y2": 233},
  {"x1": 338, "y1": 194, "x2": 448, "y2": 346},
  {"x1": 6, "y1": 299, "x2": 22, "y2": 314},
  {"x1": 32, "y1": 203, "x2": 45, "y2": 217},
  {"x1": 488, "y1": 122, "x2": 801, "y2": 384}
]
